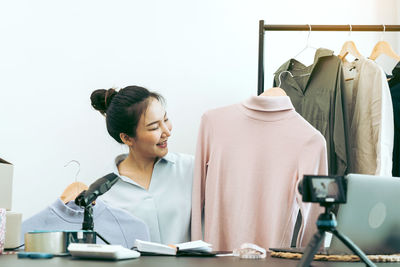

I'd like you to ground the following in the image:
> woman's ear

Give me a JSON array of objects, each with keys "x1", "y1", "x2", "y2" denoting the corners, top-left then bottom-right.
[{"x1": 120, "y1": 133, "x2": 134, "y2": 146}]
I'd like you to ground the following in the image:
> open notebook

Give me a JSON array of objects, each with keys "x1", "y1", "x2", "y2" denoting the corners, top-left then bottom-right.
[{"x1": 134, "y1": 240, "x2": 215, "y2": 256}]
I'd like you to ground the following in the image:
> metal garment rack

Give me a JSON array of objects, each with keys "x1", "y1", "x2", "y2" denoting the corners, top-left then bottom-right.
[{"x1": 257, "y1": 20, "x2": 400, "y2": 95}]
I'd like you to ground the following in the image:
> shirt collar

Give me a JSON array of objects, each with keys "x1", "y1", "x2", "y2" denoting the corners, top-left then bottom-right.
[
  {"x1": 113, "y1": 153, "x2": 176, "y2": 174},
  {"x1": 274, "y1": 48, "x2": 334, "y2": 75},
  {"x1": 314, "y1": 47, "x2": 334, "y2": 59},
  {"x1": 389, "y1": 61, "x2": 400, "y2": 87},
  {"x1": 158, "y1": 152, "x2": 176, "y2": 164},
  {"x1": 392, "y1": 61, "x2": 400, "y2": 77},
  {"x1": 113, "y1": 153, "x2": 176, "y2": 187}
]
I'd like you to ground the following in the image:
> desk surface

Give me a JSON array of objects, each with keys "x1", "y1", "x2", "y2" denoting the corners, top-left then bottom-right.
[{"x1": 0, "y1": 254, "x2": 394, "y2": 267}]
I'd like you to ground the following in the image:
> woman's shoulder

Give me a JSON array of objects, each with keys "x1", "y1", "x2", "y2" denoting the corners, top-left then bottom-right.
[
  {"x1": 165, "y1": 152, "x2": 194, "y2": 183},
  {"x1": 165, "y1": 152, "x2": 194, "y2": 167}
]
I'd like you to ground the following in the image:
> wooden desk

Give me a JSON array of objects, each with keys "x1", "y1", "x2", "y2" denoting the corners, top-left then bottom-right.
[{"x1": 0, "y1": 253, "x2": 390, "y2": 267}]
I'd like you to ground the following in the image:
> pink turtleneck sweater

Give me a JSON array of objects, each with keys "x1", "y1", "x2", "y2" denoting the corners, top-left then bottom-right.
[{"x1": 191, "y1": 96, "x2": 328, "y2": 251}]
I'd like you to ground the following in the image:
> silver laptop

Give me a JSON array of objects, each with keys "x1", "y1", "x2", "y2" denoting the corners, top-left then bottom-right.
[
  {"x1": 270, "y1": 173, "x2": 400, "y2": 255},
  {"x1": 329, "y1": 173, "x2": 400, "y2": 254}
]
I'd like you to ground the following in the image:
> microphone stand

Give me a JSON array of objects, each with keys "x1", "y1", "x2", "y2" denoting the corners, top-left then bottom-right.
[{"x1": 74, "y1": 173, "x2": 119, "y2": 244}]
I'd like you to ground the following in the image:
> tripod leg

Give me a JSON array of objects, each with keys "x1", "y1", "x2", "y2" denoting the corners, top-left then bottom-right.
[
  {"x1": 297, "y1": 229, "x2": 325, "y2": 267},
  {"x1": 330, "y1": 229, "x2": 376, "y2": 267}
]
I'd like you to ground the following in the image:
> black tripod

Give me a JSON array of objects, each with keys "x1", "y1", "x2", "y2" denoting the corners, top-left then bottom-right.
[{"x1": 297, "y1": 205, "x2": 376, "y2": 267}]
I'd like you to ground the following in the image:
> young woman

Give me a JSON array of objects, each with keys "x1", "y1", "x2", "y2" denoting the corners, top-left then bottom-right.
[{"x1": 91, "y1": 85, "x2": 193, "y2": 244}]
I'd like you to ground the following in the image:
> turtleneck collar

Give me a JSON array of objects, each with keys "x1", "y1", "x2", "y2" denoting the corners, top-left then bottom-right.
[{"x1": 239, "y1": 95, "x2": 296, "y2": 122}]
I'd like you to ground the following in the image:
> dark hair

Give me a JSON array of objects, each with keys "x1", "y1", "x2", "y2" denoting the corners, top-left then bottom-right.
[{"x1": 90, "y1": 85, "x2": 164, "y2": 143}]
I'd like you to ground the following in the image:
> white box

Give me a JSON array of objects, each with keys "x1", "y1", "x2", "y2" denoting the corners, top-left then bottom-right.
[
  {"x1": 0, "y1": 158, "x2": 13, "y2": 211},
  {"x1": 4, "y1": 211, "x2": 22, "y2": 249}
]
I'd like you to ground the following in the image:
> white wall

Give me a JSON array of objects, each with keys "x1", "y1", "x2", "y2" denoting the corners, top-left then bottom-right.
[{"x1": 1, "y1": 0, "x2": 398, "y2": 219}]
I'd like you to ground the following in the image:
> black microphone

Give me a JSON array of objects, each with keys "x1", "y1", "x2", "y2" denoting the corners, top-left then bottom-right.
[
  {"x1": 74, "y1": 173, "x2": 119, "y2": 231},
  {"x1": 75, "y1": 173, "x2": 119, "y2": 207}
]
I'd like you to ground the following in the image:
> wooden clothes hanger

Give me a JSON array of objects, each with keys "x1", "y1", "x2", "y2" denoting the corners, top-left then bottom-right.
[
  {"x1": 369, "y1": 25, "x2": 400, "y2": 61},
  {"x1": 338, "y1": 40, "x2": 363, "y2": 61},
  {"x1": 60, "y1": 160, "x2": 88, "y2": 204},
  {"x1": 260, "y1": 87, "x2": 287, "y2": 96},
  {"x1": 61, "y1": 182, "x2": 88, "y2": 204},
  {"x1": 338, "y1": 25, "x2": 363, "y2": 61},
  {"x1": 370, "y1": 41, "x2": 400, "y2": 61}
]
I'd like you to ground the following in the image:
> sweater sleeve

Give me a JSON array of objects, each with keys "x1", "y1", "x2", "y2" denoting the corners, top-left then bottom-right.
[
  {"x1": 191, "y1": 113, "x2": 212, "y2": 240},
  {"x1": 296, "y1": 132, "x2": 328, "y2": 247}
]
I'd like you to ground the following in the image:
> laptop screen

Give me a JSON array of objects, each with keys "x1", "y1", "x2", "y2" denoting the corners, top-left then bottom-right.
[{"x1": 329, "y1": 174, "x2": 400, "y2": 254}]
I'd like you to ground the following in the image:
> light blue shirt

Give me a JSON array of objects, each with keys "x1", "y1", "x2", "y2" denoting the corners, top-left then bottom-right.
[{"x1": 99, "y1": 152, "x2": 194, "y2": 245}]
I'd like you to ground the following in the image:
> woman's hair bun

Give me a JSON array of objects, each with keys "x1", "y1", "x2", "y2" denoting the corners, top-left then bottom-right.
[{"x1": 90, "y1": 88, "x2": 117, "y2": 116}]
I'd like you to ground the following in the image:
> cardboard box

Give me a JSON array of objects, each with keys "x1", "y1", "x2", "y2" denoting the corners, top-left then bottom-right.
[{"x1": 0, "y1": 158, "x2": 13, "y2": 211}]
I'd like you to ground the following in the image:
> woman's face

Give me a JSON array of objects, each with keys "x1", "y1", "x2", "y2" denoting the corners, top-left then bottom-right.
[{"x1": 131, "y1": 98, "x2": 172, "y2": 159}]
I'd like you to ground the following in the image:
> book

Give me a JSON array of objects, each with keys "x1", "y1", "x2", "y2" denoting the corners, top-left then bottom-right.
[{"x1": 134, "y1": 239, "x2": 213, "y2": 256}]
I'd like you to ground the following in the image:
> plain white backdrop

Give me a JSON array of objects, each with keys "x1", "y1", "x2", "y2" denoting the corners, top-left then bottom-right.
[{"x1": 1, "y1": 0, "x2": 399, "y2": 219}]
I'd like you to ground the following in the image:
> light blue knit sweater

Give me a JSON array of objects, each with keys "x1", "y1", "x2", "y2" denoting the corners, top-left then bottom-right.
[{"x1": 21, "y1": 198, "x2": 150, "y2": 248}]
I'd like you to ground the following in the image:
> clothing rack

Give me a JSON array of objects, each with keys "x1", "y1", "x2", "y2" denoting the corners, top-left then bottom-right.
[{"x1": 258, "y1": 20, "x2": 400, "y2": 95}]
